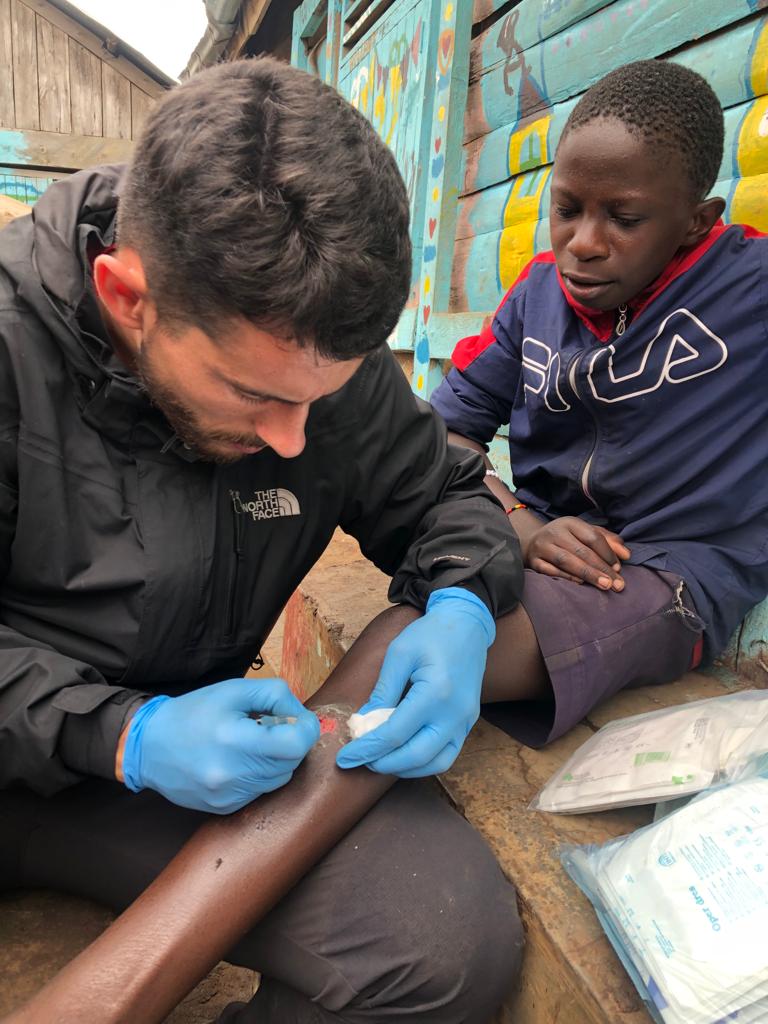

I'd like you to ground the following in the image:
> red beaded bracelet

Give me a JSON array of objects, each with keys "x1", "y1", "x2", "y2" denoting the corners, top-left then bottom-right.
[{"x1": 505, "y1": 503, "x2": 527, "y2": 514}]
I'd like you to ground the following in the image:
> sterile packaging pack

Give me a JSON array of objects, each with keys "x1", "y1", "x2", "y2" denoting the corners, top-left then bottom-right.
[
  {"x1": 561, "y1": 774, "x2": 768, "y2": 1024},
  {"x1": 531, "y1": 689, "x2": 768, "y2": 814}
]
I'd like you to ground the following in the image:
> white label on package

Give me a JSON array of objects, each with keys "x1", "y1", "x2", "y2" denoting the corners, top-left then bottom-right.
[{"x1": 596, "y1": 777, "x2": 768, "y2": 1024}]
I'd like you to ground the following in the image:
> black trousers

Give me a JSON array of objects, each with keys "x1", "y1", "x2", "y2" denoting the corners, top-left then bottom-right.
[{"x1": 1, "y1": 779, "x2": 524, "y2": 1023}]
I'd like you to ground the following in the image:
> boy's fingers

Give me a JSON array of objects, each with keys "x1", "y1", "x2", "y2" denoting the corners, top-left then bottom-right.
[
  {"x1": 603, "y1": 531, "x2": 631, "y2": 559},
  {"x1": 529, "y1": 558, "x2": 584, "y2": 585},
  {"x1": 568, "y1": 521, "x2": 624, "y2": 571}
]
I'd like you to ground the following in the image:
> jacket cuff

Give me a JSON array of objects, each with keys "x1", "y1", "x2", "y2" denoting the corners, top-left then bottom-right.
[{"x1": 56, "y1": 685, "x2": 151, "y2": 780}]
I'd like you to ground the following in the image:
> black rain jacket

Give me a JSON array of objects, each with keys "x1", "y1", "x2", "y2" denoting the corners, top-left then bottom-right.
[{"x1": 0, "y1": 167, "x2": 522, "y2": 796}]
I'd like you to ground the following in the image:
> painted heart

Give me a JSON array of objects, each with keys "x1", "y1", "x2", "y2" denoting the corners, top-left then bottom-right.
[
  {"x1": 428, "y1": 217, "x2": 436, "y2": 237},
  {"x1": 423, "y1": 304, "x2": 431, "y2": 324},
  {"x1": 435, "y1": 137, "x2": 442, "y2": 153}
]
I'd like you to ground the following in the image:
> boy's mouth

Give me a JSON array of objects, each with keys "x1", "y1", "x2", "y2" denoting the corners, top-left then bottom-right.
[{"x1": 561, "y1": 274, "x2": 615, "y2": 304}]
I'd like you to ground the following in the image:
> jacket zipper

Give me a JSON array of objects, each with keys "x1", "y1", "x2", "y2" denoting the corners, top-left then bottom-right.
[
  {"x1": 226, "y1": 502, "x2": 244, "y2": 639},
  {"x1": 568, "y1": 353, "x2": 599, "y2": 509}
]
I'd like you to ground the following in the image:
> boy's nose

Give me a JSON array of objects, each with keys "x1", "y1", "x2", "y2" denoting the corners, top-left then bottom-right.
[
  {"x1": 255, "y1": 403, "x2": 309, "y2": 459},
  {"x1": 567, "y1": 219, "x2": 609, "y2": 261}
]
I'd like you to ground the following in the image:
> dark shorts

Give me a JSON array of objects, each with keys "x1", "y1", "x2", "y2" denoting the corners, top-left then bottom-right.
[{"x1": 482, "y1": 565, "x2": 704, "y2": 749}]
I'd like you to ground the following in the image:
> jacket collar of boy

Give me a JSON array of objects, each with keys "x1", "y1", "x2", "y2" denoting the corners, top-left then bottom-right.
[{"x1": 557, "y1": 220, "x2": 730, "y2": 343}]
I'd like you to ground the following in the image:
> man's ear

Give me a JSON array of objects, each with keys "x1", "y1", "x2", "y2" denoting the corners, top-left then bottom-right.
[
  {"x1": 683, "y1": 196, "x2": 726, "y2": 247},
  {"x1": 93, "y1": 250, "x2": 148, "y2": 332}
]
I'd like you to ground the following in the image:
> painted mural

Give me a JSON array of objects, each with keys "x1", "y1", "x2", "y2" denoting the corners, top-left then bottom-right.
[{"x1": 0, "y1": 168, "x2": 59, "y2": 204}]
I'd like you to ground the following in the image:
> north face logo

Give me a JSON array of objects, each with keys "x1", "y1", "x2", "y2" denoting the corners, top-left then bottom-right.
[{"x1": 230, "y1": 488, "x2": 301, "y2": 521}]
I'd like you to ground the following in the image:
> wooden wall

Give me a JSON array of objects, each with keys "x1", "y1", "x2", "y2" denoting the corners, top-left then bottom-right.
[{"x1": 0, "y1": 0, "x2": 165, "y2": 187}]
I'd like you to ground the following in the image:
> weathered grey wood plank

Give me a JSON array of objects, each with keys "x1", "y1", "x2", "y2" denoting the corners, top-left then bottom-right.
[
  {"x1": 69, "y1": 37, "x2": 101, "y2": 137},
  {"x1": 11, "y1": 0, "x2": 39, "y2": 130},
  {"x1": 130, "y1": 83, "x2": 153, "y2": 140},
  {"x1": 102, "y1": 62, "x2": 131, "y2": 140},
  {"x1": 0, "y1": 0, "x2": 15, "y2": 128},
  {"x1": 0, "y1": 124, "x2": 133, "y2": 169},
  {"x1": 20, "y1": 0, "x2": 167, "y2": 98},
  {"x1": 36, "y1": 13, "x2": 70, "y2": 134}
]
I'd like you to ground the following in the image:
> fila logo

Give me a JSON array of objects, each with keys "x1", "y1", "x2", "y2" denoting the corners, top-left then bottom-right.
[
  {"x1": 522, "y1": 309, "x2": 727, "y2": 412},
  {"x1": 587, "y1": 309, "x2": 728, "y2": 403},
  {"x1": 230, "y1": 488, "x2": 301, "y2": 521},
  {"x1": 521, "y1": 337, "x2": 571, "y2": 412}
]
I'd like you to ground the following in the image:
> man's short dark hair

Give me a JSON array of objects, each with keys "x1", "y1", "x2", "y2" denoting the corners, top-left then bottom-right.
[
  {"x1": 560, "y1": 60, "x2": 724, "y2": 200},
  {"x1": 119, "y1": 58, "x2": 412, "y2": 360}
]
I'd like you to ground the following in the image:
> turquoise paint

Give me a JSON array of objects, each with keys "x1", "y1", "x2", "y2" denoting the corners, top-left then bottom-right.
[
  {"x1": 0, "y1": 130, "x2": 29, "y2": 167},
  {"x1": 475, "y1": 0, "x2": 757, "y2": 138}
]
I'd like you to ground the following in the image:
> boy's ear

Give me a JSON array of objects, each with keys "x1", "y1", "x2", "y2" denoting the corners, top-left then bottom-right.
[
  {"x1": 683, "y1": 196, "x2": 726, "y2": 247},
  {"x1": 92, "y1": 250, "x2": 148, "y2": 332}
]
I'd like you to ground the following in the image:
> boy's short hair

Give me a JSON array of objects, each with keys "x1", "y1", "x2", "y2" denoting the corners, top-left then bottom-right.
[
  {"x1": 118, "y1": 58, "x2": 412, "y2": 360},
  {"x1": 560, "y1": 60, "x2": 724, "y2": 201}
]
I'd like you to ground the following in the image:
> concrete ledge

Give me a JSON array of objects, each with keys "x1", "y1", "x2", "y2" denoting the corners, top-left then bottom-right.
[{"x1": 280, "y1": 531, "x2": 755, "y2": 1024}]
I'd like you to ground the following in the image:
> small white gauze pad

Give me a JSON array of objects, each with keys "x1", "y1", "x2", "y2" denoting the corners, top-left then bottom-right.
[{"x1": 348, "y1": 707, "x2": 396, "y2": 739}]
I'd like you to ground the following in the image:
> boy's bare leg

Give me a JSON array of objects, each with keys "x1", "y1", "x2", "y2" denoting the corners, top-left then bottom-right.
[
  {"x1": 6, "y1": 605, "x2": 422, "y2": 1024},
  {"x1": 482, "y1": 605, "x2": 552, "y2": 703}
]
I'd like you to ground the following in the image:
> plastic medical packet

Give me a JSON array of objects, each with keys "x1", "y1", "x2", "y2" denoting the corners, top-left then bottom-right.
[
  {"x1": 531, "y1": 689, "x2": 768, "y2": 814},
  {"x1": 561, "y1": 773, "x2": 768, "y2": 1024}
]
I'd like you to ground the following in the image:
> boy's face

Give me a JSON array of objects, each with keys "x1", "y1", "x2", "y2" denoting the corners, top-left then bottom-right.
[{"x1": 550, "y1": 117, "x2": 704, "y2": 310}]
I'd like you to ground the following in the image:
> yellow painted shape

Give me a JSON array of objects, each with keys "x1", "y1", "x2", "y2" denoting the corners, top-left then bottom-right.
[
  {"x1": 499, "y1": 166, "x2": 551, "y2": 290},
  {"x1": 424, "y1": 275, "x2": 432, "y2": 294},
  {"x1": 438, "y1": 104, "x2": 446, "y2": 122},
  {"x1": 416, "y1": 373, "x2": 424, "y2": 391},
  {"x1": 731, "y1": 95, "x2": 768, "y2": 232},
  {"x1": 508, "y1": 114, "x2": 551, "y2": 177},
  {"x1": 444, "y1": 3, "x2": 454, "y2": 21},
  {"x1": 432, "y1": 186, "x2": 440, "y2": 202},
  {"x1": 750, "y1": 20, "x2": 768, "y2": 99}
]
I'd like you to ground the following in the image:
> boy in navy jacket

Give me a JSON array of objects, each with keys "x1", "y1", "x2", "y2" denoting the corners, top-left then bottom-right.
[{"x1": 432, "y1": 60, "x2": 768, "y2": 745}]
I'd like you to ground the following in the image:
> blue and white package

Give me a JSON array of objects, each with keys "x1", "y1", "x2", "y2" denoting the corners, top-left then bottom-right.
[
  {"x1": 533, "y1": 690, "x2": 768, "y2": 814},
  {"x1": 562, "y1": 776, "x2": 768, "y2": 1024}
]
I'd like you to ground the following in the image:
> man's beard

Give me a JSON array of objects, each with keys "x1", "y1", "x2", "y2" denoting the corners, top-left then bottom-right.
[{"x1": 136, "y1": 336, "x2": 265, "y2": 464}]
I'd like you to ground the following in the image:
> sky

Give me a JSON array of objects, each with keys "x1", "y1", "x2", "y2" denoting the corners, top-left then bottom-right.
[{"x1": 67, "y1": 1, "x2": 210, "y2": 80}]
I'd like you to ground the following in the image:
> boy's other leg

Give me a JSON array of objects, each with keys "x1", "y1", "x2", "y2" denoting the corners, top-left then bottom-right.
[{"x1": 482, "y1": 566, "x2": 703, "y2": 747}]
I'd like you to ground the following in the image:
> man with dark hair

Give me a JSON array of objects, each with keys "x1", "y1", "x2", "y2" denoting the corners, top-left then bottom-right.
[
  {"x1": 432, "y1": 59, "x2": 768, "y2": 747},
  {"x1": 0, "y1": 58, "x2": 524, "y2": 1022}
]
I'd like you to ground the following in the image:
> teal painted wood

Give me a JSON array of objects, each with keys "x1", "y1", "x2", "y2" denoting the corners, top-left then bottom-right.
[
  {"x1": 337, "y1": 0, "x2": 434, "y2": 345},
  {"x1": 410, "y1": 1, "x2": 474, "y2": 396},
  {"x1": 0, "y1": 130, "x2": 28, "y2": 167},
  {"x1": 473, "y1": 0, "x2": 609, "y2": 83},
  {"x1": 737, "y1": 600, "x2": 768, "y2": 682},
  {"x1": 0, "y1": 167, "x2": 58, "y2": 204},
  {"x1": 473, "y1": 0, "x2": 756, "y2": 139},
  {"x1": 291, "y1": 0, "x2": 331, "y2": 71}
]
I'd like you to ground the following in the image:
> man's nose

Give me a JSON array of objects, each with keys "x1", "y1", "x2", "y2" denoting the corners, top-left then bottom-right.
[
  {"x1": 256, "y1": 403, "x2": 309, "y2": 459},
  {"x1": 567, "y1": 217, "x2": 609, "y2": 261}
]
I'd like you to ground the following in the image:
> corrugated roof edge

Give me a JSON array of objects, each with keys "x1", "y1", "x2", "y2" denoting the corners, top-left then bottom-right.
[
  {"x1": 49, "y1": 0, "x2": 177, "y2": 88},
  {"x1": 181, "y1": 0, "x2": 243, "y2": 80}
]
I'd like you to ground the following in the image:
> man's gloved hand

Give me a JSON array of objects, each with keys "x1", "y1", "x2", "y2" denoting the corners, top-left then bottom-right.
[
  {"x1": 121, "y1": 678, "x2": 320, "y2": 814},
  {"x1": 336, "y1": 587, "x2": 495, "y2": 778}
]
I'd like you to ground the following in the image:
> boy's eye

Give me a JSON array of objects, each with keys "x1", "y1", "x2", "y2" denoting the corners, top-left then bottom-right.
[
  {"x1": 554, "y1": 205, "x2": 578, "y2": 219},
  {"x1": 612, "y1": 215, "x2": 643, "y2": 228}
]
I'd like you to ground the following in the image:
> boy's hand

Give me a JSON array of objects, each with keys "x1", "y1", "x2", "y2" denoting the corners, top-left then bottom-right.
[{"x1": 523, "y1": 517, "x2": 630, "y2": 590}]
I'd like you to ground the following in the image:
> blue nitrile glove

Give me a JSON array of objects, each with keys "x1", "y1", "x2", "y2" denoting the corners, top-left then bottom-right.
[
  {"x1": 336, "y1": 587, "x2": 495, "y2": 778},
  {"x1": 121, "y1": 678, "x2": 321, "y2": 814}
]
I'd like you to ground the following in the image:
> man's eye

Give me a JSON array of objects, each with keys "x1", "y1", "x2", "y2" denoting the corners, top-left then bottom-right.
[
  {"x1": 554, "y1": 205, "x2": 577, "y2": 219},
  {"x1": 613, "y1": 216, "x2": 642, "y2": 228},
  {"x1": 233, "y1": 389, "x2": 264, "y2": 406}
]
